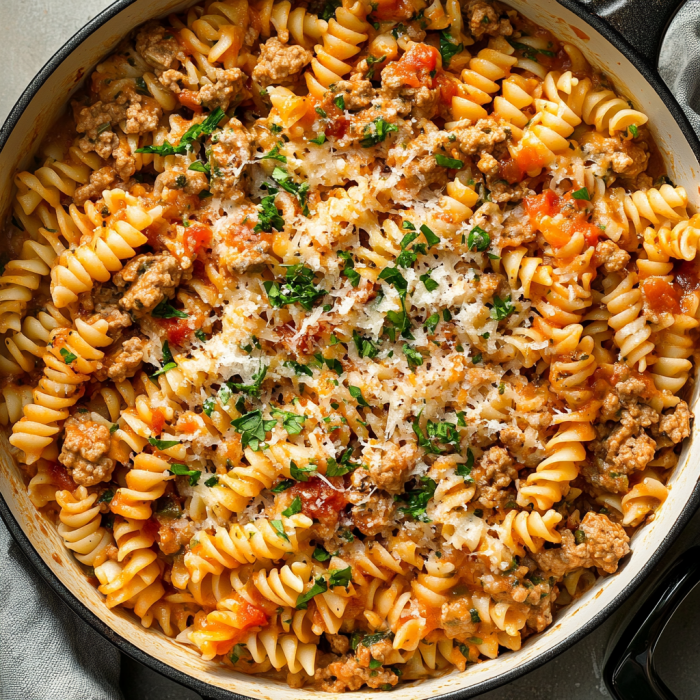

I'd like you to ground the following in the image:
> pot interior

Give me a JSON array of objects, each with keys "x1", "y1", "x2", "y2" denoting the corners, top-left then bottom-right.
[{"x1": 0, "y1": 0, "x2": 699, "y2": 698}]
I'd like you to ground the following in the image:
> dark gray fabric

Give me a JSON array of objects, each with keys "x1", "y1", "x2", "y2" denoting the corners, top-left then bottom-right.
[
  {"x1": 659, "y1": 0, "x2": 700, "y2": 134},
  {"x1": 0, "y1": 519, "x2": 123, "y2": 700}
]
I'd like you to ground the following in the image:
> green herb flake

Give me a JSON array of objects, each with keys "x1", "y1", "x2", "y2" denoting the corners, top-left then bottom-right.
[
  {"x1": 290, "y1": 460, "x2": 318, "y2": 482},
  {"x1": 571, "y1": 187, "x2": 591, "y2": 201},
  {"x1": 60, "y1": 348, "x2": 77, "y2": 364},
  {"x1": 169, "y1": 462, "x2": 201, "y2": 486},
  {"x1": 435, "y1": 154, "x2": 464, "y2": 169}
]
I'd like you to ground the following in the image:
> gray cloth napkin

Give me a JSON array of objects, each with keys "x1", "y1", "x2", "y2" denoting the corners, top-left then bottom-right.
[
  {"x1": 659, "y1": 0, "x2": 700, "y2": 134},
  {"x1": 2, "y1": 5, "x2": 700, "y2": 700},
  {"x1": 0, "y1": 519, "x2": 123, "y2": 700}
]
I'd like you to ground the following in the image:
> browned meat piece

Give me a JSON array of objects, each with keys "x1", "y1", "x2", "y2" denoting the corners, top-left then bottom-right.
[
  {"x1": 315, "y1": 655, "x2": 399, "y2": 691},
  {"x1": 465, "y1": 0, "x2": 513, "y2": 39},
  {"x1": 500, "y1": 424, "x2": 541, "y2": 467},
  {"x1": 351, "y1": 493, "x2": 396, "y2": 536},
  {"x1": 657, "y1": 400, "x2": 691, "y2": 443},
  {"x1": 332, "y1": 78, "x2": 375, "y2": 111},
  {"x1": 501, "y1": 205, "x2": 536, "y2": 246},
  {"x1": 440, "y1": 598, "x2": 478, "y2": 639},
  {"x1": 533, "y1": 512, "x2": 630, "y2": 577},
  {"x1": 386, "y1": 122, "x2": 453, "y2": 190},
  {"x1": 114, "y1": 253, "x2": 183, "y2": 317},
  {"x1": 592, "y1": 239, "x2": 631, "y2": 273},
  {"x1": 209, "y1": 118, "x2": 254, "y2": 200},
  {"x1": 451, "y1": 118, "x2": 510, "y2": 157},
  {"x1": 587, "y1": 402, "x2": 658, "y2": 492},
  {"x1": 124, "y1": 98, "x2": 161, "y2": 135},
  {"x1": 581, "y1": 130, "x2": 649, "y2": 178},
  {"x1": 135, "y1": 21, "x2": 186, "y2": 71},
  {"x1": 103, "y1": 337, "x2": 146, "y2": 383},
  {"x1": 73, "y1": 89, "x2": 161, "y2": 162},
  {"x1": 59, "y1": 413, "x2": 115, "y2": 487},
  {"x1": 252, "y1": 38, "x2": 312, "y2": 87},
  {"x1": 73, "y1": 100, "x2": 125, "y2": 159},
  {"x1": 526, "y1": 594, "x2": 556, "y2": 633},
  {"x1": 86, "y1": 303, "x2": 133, "y2": 333},
  {"x1": 73, "y1": 166, "x2": 117, "y2": 207},
  {"x1": 366, "y1": 441, "x2": 417, "y2": 493},
  {"x1": 155, "y1": 515, "x2": 195, "y2": 555},
  {"x1": 155, "y1": 168, "x2": 209, "y2": 196},
  {"x1": 473, "y1": 446, "x2": 517, "y2": 509},
  {"x1": 327, "y1": 634, "x2": 350, "y2": 655}
]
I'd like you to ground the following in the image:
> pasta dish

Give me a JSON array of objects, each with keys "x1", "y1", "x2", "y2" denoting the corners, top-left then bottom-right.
[{"x1": 2, "y1": 0, "x2": 696, "y2": 690}]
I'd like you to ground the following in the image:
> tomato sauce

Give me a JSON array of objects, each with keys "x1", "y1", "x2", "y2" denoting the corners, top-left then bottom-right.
[
  {"x1": 388, "y1": 44, "x2": 439, "y2": 89},
  {"x1": 290, "y1": 476, "x2": 347, "y2": 526},
  {"x1": 183, "y1": 223, "x2": 212, "y2": 257},
  {"x1": 157, "y1": 317, "x2": 193, "y2": 346},
  {"x1": 150, "y1": 407, "x2": 165, "y2": 435},
  {"x1": 371, "y1": 0, "x2": 414, "y2": 21},
  {"x1": 47, "y1": 462, "x2": 76, "y2": 492},
  {"x1": 642, "y1": 277, "x2": 681, "y2": 315},
  {"x1": 177, "y1": 90, "x2": 203, "y2": 113}
]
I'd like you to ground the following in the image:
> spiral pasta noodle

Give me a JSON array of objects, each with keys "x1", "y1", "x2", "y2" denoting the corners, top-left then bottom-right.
[{"x1": 9, "y1": 318, "x2": 112, "y2": 463}]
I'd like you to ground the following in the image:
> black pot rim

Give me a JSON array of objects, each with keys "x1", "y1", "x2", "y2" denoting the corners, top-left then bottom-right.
[{"x1": 1, "y1": 0, "x2": 700, "y2": 698}]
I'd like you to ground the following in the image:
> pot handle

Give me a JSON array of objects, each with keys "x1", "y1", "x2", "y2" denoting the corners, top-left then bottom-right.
[
  {"x1": 603, "y1": 545, "x2": 700, "y2": 700},
  {"x1": 571, "y1": 0, "x2": 685, "y2": 69}
]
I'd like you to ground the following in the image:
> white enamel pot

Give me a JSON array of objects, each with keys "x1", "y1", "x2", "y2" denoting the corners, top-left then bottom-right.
[{"x1": 1, "y1": 0, "x2": 699, "y2": 699}]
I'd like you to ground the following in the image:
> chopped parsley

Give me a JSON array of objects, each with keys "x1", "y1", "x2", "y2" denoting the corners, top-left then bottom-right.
[
  {"x1": 204, "y1": 475, "x2": 219, "y2": 487},
  {"x1": 230, "y1": 410, "x2": 277, "y2": 451},
  {"x1": 309, "y1": 133, "x2": 326, "y2": 145},
  {"x1": 420, "y1": 272, "x2": 439, "y2": 292},
  {"x1": 334, "y1": 95, "x2": 345, "y2": 111},
  {"x1": 439, "y1": 31, "x2": 463, "y2": 67},
  {"x1": 348, "y1": 386, "x2": 369, "y2": 407},
  {"x1": 313, "y1": 545, "x2": 332, "y2": 562},
  {"x1": 59, "y1": 348, "x2": 77, "y2": 364},
  {"x1": 338, "y1": 251, "x2": 361, "y2": 287},
  {"x1": 403, "y1": 344, "x2": 423, "y2": 369},
  {"x1": 359, "y1": 118, "x2": 398, "y2": 148},
  {"x1": 571, "y1": 187, "x2": 591, "y2": 201},
  {"x1": 490, "y1": 294, "x2": 516, "y2": 321},
  {"x1": 284, "y1": 360, "x2": 313, "y2": 377},
  {"x1": 290, "y1": 461, "x2": 318, "y2": 482},
  {"x1": 326, "y1": 447, "x2": 361, "y2": 476},
  {"x1": 271, "y1": 479, "x2": 295, "y2": 493},
  {"x1": 271, "y1": 406, "x2": 306, "y2": 435},
  {"x1": 353, "y1": 330, "x2": 379, "y2": 359},
  {"x1": 264, "y1": 264, "x2": 326, "y2": 310},
  {"x1": 259, "y1": 144, "x2": 287, "y2": 163},
  {"x1": 424, "y1": 312, "x2": 439, "y2": 334},
  {"x1": 271, "y1": 167, "x2": 309, "y2": 216},
  {"x1": 467, "y1": 225, "x2": 491, "y2": 252},
  {"x1": 329, "y1": 566, "x2": 352, "y2": 589},
  {"x1": 396, "y1": 476, "x2": 437, "y2": 522},
  {"x1": 282, "y1": 496, "x2": 302, "y2": 517},
  {"x1": 435, "y1": 154, "x2": 464, "y2": 169},
  {"x1": 254, "y1": 192, "x2": 285, "y2": 233},
  {"x1": 152, "y1": 299, "x2": 188, "y2": 319},
  {"x1": 151, "y1": 341, "x2": 177, "y2": 377},
  {"x1": 169, "y1": 463, "x2": 201, "y2": 486},
  {"x1": 296, "y1": 577, "x2": 327, "y2": 609},
  {"x1": 366, "y1": 54, "x2": 386, "y2": 81},
  {"x1": 148, "y1": 437, "x2": 180, "y2": 450},
  {"x1": 136, "y1": 107, "x2": 225, "y2": 156}
]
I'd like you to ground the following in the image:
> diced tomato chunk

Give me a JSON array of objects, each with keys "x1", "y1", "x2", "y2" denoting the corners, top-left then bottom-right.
[
  {"x1": 157, "y1": 317, "x2": 193, "y2": 346},
  {"x1": 178, "y1": 90, "x2": 203, "y2": 113},
  {"x1": 290, "y1": 476, "x2": 347, "y2": 526},
  {"x1": 524, "y1": 190, "x2": 560, "y2": 221},
  {"x1": 150, "y1": 408, "x2": 165, "y2": 436},
  {"x1": 183, "y1": 223, "x2": 212, "y2": 257},
  {"x1": 499, "y1": 156, "x2": 523, "y2": 184},
  {"x1": 387, "y1": 44, "x2": 439, "y2": 88},
  {"x1": 642, "y1": 277, "x2": 681, "y2": 315}
]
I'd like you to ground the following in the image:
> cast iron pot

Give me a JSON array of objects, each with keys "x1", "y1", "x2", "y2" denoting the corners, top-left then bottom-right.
[{"x1": 0, "y1": 0, "x2": 699, "y2": 699}]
